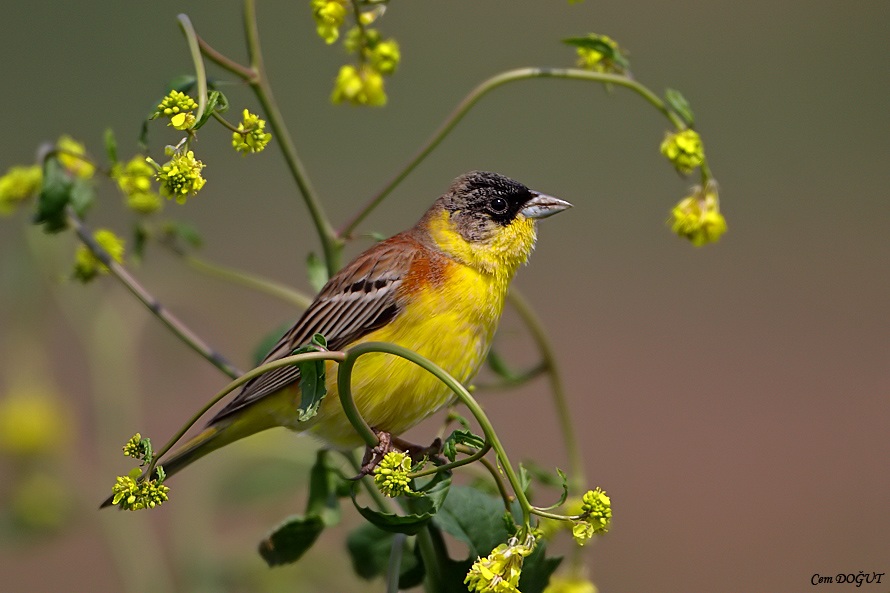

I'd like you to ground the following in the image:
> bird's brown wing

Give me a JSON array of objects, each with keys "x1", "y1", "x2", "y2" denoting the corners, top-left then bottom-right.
[{"x1": 208, "y1": 235, "x2": 420, "y2": 424}]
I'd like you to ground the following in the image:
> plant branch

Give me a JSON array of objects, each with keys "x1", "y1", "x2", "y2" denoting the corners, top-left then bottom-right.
[
  {"x1": 177, "y1": 15, "x2": 208, "y2": 124},
  {"x1": 67, "y1": 208, "x2": 243, "y2": 380},
  {"x1": 338, "y1": 66, "x2": 683, "y2": 238}
]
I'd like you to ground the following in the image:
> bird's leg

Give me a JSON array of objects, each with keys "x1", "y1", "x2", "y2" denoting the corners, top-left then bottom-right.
[{"x1": 357, "y1": 431, "x2": 445, "y2": 477}]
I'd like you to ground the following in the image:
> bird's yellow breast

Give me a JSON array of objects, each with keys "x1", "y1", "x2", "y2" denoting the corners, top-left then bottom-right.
[{"x1": 306, "y1": 259, "x2": 508, "y2": 448}]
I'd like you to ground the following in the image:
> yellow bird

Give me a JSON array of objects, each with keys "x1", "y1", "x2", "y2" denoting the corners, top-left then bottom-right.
[{"x1": 103, "y1": 171, "x2": 570, "y2": 504}]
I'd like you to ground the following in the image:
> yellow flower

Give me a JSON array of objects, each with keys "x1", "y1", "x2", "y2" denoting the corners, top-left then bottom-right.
[
  {"x1": 114, "y1": 155, "x2": 162, "y2": 214},
  {"x1": 660, "y1": 129, "x2": 704, "y2": 175},
  {"x1": 155, "y1": 150, "x2": 206, "y2": 203},
  {"x1": 543, "y1": 574, "x2": 597, "y2": 593},
  {"x1": 571, "y1": 520, "x2": 595, "y2": 546},
  {"x1": 0, "y1": 387, "x2": 69, "y2": 457},
  {"x1": 465, "y1": 536, "x2": 535, "y2": 593},
  {"x1": 111, "y1": 469, "x2": 170, "y2": 511},
  {"x1": 575, "y1": 34, "x2": 626, "y2": 75},
  {"x1": 155, "y1": 90, "x2": 199, "y2": 130},
  {"x1": 311, "y1": 0, "x2": 347, "y2": 44},
  {"x1": 580, "y1": 487, "x2": 612, "y2": 535},
  {"x1": 56, "y1": 135, "x2": 95, "y2": 179},
  {"x1": 373, "y1": 451, "x2": 414, "y2": 497},
  {"x1": 669, "y1": 181, "x2": 727, "y2": 246},
  {"x1": 331, "y1": 64, "x2": 387, "y2": 107},
  {"x1": 232, "y1": 109, "x2": 272, "y2": 154},
  {"x1": 73, "y1": 228, "x2": 125, "y2": 283},
  {"x1": 0, "y1": 165, "x2": 42, "y2": 215},
  {"x1": 370, "y1": 39, "x2": 401, "y2": 75}
]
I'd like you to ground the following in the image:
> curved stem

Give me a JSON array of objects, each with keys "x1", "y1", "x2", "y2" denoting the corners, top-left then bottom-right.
[
  {"x1": 67, "y1": 208, "x2": 243, "y2": 380},
  {"x1": 478, "y1": 455, "x2": 515, "y2": 509},
  {"x1": 240, "y1": 0, "x2": 342, "y2": 275},
  {"x1": 149, "y1": 350, "x2": 346, "y2": 474},
  {"x1": 338, "y1": 67, "x2": 682, "y2": 238},
  {"x1": 177, "y1": 15, "x2": 208, "y2": 124},
  {"x1": 340, "y1": 342, "x2": 533, "y2": 525},
  {"x1": 508, "y1": 289, "x2": 585, "y2": 493}
]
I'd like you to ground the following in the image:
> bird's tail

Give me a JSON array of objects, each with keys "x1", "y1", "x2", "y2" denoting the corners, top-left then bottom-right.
[{"x1": 99, "y1": 415, "x2": 274, "y2": 509}]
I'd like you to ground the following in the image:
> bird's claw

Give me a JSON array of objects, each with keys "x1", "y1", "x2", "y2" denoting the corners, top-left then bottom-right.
[{"x1": 355, "y1": 431, "x2": 444, "y2": 478}]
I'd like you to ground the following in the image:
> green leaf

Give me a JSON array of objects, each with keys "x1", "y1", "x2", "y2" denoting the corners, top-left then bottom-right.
[
  {"x1": 306, "y1": 449, "x2": 346, "y2": 527},
  {"x1": 104, "y1": 128, "x2": 118, "y2": 164},
  {"x1": 665, "y1": 88, "x2": 695, "y2": 126},
  {"x1": 257, "y1": 514, "x2": 324, "y2": 567},
  {"x1": 434, "y1": 485, "x2": 508, "y2": 557},
  {"x1": 441, "y1": 429, "x2": 485, "y2": 462},
  {"x1": 34, "y1": 159, "x2": 72, "y2": 233},
  {"x1": 69, "y1": 178, "x2": 95, "y2": 218},
  {"x1": 161, "y1": 220, "x2": 203, "y2": 251},
  {"x1": 132, "y1": 223, "x2": 149, "y2": 262},
  {"x1": 306, "y1": 252, "x2": 328, "y2": 293},
  {"x1": 346, "y1": 524, "x2": 422, "y2": 587},
  {"x1": 561, "y1": 35, "x2": 630, "y2": 69},
  {"x1": 193, "y1": 90, "x2": 230, "y2": 130},
  {"x1": 352, "y1": 471, "x2": 451, "y2": 535},
  {"x1": 294, "y1": 334, "x2": 328, "y2": 422}
]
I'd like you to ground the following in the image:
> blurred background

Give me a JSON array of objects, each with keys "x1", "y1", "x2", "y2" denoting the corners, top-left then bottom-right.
[{"x1": 1, "y1": 1, "x2": 887, "y2": 592}]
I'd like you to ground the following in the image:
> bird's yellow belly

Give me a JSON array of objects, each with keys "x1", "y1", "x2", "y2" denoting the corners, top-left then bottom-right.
[{"x1": 304, "y1": 264, "x2": 505, "y2": 448}]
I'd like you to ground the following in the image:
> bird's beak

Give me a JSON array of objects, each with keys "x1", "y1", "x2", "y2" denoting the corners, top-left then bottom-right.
[{"x1": 520, "y1": 192, "x2": 573, "y2": 220}]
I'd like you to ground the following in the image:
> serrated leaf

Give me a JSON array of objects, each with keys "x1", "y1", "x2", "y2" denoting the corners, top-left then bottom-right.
[
  {"x1": 33, "y1": 159, "x2": 72, "y2": 233},
  {"x1": 351, "y1": 470, "x2": 450, "y2": 535},
  {"x1": 258, "y1": 514, "x2": 324, "y2": 567},
  {"x1": 306, "y1": 252, "x2": 328, "y2": 293},
  {"x1": 306, "y1": 449, "x2": 346, "y2": 527},
  {"x1": 294, "y1": 334, "x2": 328, "y2": 422},
  {"x1": 665, "y1": 88, "x2": 695, "y2": 126},
  {"x1": 104, "y1": 128, "x2": 118, "y2": 164}
]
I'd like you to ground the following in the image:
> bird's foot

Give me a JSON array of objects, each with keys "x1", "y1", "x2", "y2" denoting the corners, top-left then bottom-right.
[{"x1": 357, "y1": 431, "x2": 444, "y2": 477}]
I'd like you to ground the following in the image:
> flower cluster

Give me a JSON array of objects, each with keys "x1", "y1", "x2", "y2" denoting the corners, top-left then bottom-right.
[
  {"x1": 122, "y1": 432, "x2": 153, "y2": 465},
  {"x1": 72, "y1": 228, "x2": 126, "y2": 283},
  {"x1": 113, "y1": 155, "x2": 162, "y2": 214},
  {"x1": 465, "y1": 536, "x2": 535, "y2": 593},
  {"x1": 669, "y1": 181, "x2": 726, "y2": 246},
  {"x1": 660, "y1": 128, "x2": 704, "y2": 175},
  {"x1": 111, "y1": 470, "x2": 170, "y2": 511},
  {"x1": 232, "y1": 109, "x2": 272, "y2": 154},
  {"x1": 153, "y1": 150, "x2": 206, "y2": 203},
  {"x1": 575, "y1": 34, "x2": 627, "y2": 75},
  {"x1": 0, "y1": 165, "x2": 42, "y2": 215},
  {"x1": 313, "y1": 0, "x2": 400, "y2": 106},
  {"x1": 311, "y1": 0, "x2": 347, "y2": 44},
  {"x1": 56, "y1": 135, "x2": 95, "y2": 179},
  {"x1": 373, "y1": 451, "x2": 414, "y2": 498},
  {"x1": 154, "y1": 90, "x2": 199, "y2": 130}
]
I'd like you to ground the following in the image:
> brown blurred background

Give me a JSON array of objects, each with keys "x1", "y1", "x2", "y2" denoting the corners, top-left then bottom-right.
[{"x1": 1, "y1": 1, "x2": 887, "y2": 592}]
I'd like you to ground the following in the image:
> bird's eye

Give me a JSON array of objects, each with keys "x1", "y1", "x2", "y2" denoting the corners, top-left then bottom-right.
[{"x1": 489, "y1": 197, "x2": 509, "y2": 213}]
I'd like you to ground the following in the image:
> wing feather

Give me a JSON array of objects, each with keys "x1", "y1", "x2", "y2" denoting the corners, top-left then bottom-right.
[{"x1": 208, "y1": 235, "x2": 420, "y2": 423}]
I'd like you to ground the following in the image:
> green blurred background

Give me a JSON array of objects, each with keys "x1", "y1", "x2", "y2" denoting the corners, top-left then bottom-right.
[{"x1": 1, "y1": 1, "x2": 887, "y2": 592}]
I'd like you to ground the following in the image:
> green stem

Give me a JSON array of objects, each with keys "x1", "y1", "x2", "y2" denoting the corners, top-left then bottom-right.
[
  {"x1": 340, "y1": 342, "x2": 533, "y2": 525},
  {"x1": 507, "y1": 289, "x2": 585, "y2": 493},
  {"x1": 174, "y1": 250, "x2": 312, "y2": 310},
  {"x1": 240, "y1": 0, "x2": 342, "y2": 275},
  {"x1": 149, "y1": 350, "x2": 345, "y2": 474},
  {"x1": 473, "y1": 360, "x2": 548, "y2": 390},
  {"x1": 478, "y1": 455, "x2": 515, "y2": 510},
  {"x1": 67, "y1": 208, "x2": 243, "y2": 380},
  {"x1": 409, "y1": 442, "x2": 492, "y2": 479},
  {"x1": 416, "y1": 526, "x2": 447, "y2": 593},
  {"x1": 177, "y1": 15, "x2": 208, "y2": 124},
  {"x1": 386, "y1": 533, "x2": 406, "y2": 593},
  {"x1": 338, "y1": 66, "x2": 682, "y2": 238}
]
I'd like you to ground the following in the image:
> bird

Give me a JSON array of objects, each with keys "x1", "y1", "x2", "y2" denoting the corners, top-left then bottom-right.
[{"x1": 101, "y1": 171, "x2": 570, "y2": 506}]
